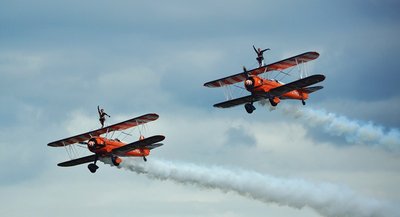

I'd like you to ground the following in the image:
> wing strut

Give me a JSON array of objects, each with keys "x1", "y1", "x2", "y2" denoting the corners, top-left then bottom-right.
[{"x1": 62, "y1": 140, "x2": 82, "y2": 160}]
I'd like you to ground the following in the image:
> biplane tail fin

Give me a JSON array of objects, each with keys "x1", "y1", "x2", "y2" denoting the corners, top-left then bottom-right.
[{"x1": 301, "y1": 86, "x2": 324, "y2": 94}]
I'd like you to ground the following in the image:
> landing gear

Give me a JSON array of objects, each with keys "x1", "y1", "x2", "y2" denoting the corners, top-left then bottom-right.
[
  {"x1": 269, "y1": 98, "x2": 278, "y2": 107},
  {"x1": 88, "y1": 163, "x2": 99, "y2": 173},
  {"x1": 143, "y1": 156, "x2": 147, "y2": 162},
  {"x1": 244, "y1": 103, "x2": 256, "y2": 114},
  {"x1": 302, "y1": 100, "x2": 306, "y2": 105},
  {"x1": 88, "y1": 155, "x2": 99, "y2": 173},
  {"x1": 111, "y1": 156, "x2": 121, "y2": 166}
]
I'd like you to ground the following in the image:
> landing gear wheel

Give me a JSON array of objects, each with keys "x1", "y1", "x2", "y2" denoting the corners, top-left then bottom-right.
[
  {"x1": 269, "y1": 98, "x2": 278, "y2": 107},
  {"x1": 302, "y1": 100, "x2": 306, "y2": 105},
  {"x1": 244, "y1": 103, "x2": 256, "y2": 114},
  {"x1": 143, "y1": 156, "x2": 147, "y2": 162},
  {"x1": 88, "y1": 163, "x2": 99, "y2": 173},
  {"x1": 111, "y1": 156, "x2": 120, "y2": 166}
]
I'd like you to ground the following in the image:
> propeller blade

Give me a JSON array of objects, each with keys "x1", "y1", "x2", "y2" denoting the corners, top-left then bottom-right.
[{"x1": 243, "y1": 66, "x2": 249, "y2": 78}]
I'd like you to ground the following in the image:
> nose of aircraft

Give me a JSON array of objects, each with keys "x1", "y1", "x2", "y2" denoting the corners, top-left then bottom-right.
[{"x1": 245, "y1": 79, "x2": 253, "y2": 86}]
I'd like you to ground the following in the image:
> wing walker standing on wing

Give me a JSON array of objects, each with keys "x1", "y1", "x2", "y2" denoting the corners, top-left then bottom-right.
[
  {"x1": 253, "y1": 45, "x2": 270, "y2": 67},
  {"x1": 97, "y1": 105, "x2": 110, "y2": 128},
  {"x1": 48, "y1": 113, "x2": 165, "y2": 173},
  {"x1": 204, "y1": 47, "x2": 326, "y2": 114}
]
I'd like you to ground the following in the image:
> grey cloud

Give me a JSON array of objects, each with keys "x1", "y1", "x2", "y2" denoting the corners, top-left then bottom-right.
[
  {"x1": 1, "y1": 0, "x2": 400, "y2": 216},
  {"x1": 224, "y1": 125, "x2": 256, "y2": 147}
]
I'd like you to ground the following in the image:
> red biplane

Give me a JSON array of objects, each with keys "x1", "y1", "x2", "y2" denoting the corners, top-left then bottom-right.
[
  {"x1": 204, "y1": 51, "x2": 326, "y2": 113},
  {"x1": 47, "y1": 113, "x2": 165, "y2": 173}
]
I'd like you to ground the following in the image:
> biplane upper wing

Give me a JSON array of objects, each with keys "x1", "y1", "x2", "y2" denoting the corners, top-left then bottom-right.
[
  {"x1": 204, "y1": 52, "x2": 319, "y2": 88},
  {"x1": 269, "y1": 74, "x2": 325, "y2": 97},
  {"x1": 48, "y1": 113, "x2": 159, "y2": 147},
  {"x1": 112, "y1": 135, "x2": 165, "y2": 156},
  {"x1": 58, "y1": 154, "x2": 97, "y2": 167},
  {"x1": 213, "y1": 95, "x2": 263, "y2": 108}
]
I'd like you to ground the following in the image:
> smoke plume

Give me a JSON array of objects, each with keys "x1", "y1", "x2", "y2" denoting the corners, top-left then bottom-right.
[
  {"x1": 110, "y1": 158, "x2": 397, "y2": 217},
  {"x1": 280, "y1": 105, "x2": 400, "y2": 151}
]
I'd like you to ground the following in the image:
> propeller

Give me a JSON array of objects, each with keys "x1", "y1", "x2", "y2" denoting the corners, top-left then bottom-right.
[
  {"x1": 83, "y1": 138, "x2": 105, "y2": 150},
  {"x1": 243, "y1": 66, "x2": 255, "y2": 89},
  {"x1": 243, "y1": 66, "x2": 249, "y2": 78}
]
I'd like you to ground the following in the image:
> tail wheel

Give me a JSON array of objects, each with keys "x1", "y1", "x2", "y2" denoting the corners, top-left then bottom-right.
[{"x1": 302, "y1": 100, "x2": 306, "y2": 105}]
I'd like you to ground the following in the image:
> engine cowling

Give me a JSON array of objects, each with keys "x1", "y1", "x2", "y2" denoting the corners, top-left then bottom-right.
[
  {"x1": 87, "y1": 138, "x2": 105, "y2": 151},
  {"x1": 244, "y1": 77, "x2": 255, "y2": 91}
]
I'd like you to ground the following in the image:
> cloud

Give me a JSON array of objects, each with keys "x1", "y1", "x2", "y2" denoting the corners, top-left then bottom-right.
[
  {"x1": 1, "y1": 1, "x2": 400, "y2": 217},
  {"x1": 224, "y1": 125, "x2": 257, "y2": 147}
]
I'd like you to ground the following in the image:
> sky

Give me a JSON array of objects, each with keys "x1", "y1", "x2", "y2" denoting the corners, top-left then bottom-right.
[{"x1": 1, "y1": 0, "x2": 400, "y2": 216}]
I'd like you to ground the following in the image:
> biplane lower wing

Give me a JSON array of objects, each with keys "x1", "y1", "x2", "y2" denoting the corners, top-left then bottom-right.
[
  {"x1": 301, "y1": 86, "x2": 324, "y2": 94},
  {"x1": 214, "y1": 75, "x2": 325, "y2": 108},
  {"x1": 268, "y1": 74, "x2": 325, "y2": 97},
  {"x1": 214, "y1": 95, "x2": 263, "y2": 108},
  {"x1": 146, "y1": 143, "x2": 163, "y2": 150},
  {"x1": 204, "y1": 52, "x2": 319, "y2": 88},
  {"x1": 112, "y1": 135, "x2": 165, "y2": 156},
  {"x1": 58, "y1": 154, "x2": 97, "y2": 167},
  {"x1": 48, "y1": 113, "x2": 159, "y2": 147}
]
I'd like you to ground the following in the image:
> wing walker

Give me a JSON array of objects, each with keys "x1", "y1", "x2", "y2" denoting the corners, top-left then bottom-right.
[{"x1": 48, "y1": 113, "x2": 165, "y2": 173}]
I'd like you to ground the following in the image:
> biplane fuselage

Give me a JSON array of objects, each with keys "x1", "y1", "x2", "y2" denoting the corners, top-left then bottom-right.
[
  {"x1": 244, "y1": 75, "x2": 309, "y2": 104},
  {"x1": 88, "y1": 137, "x2": 150, "y2": 157}
]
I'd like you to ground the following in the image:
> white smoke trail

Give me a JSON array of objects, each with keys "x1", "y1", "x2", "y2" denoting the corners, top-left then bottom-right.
[
  {"x1": 110, "y1": 158, "x2": 397, "y2": 217},
  {"x1": 280, "y1": 105, "x2": 400, "y2": 151}
]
